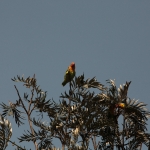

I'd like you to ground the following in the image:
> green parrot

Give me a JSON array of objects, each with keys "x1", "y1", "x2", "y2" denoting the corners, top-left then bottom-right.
[{"x1": 62, "y1": 62, "x2": 76, "y2": 86}]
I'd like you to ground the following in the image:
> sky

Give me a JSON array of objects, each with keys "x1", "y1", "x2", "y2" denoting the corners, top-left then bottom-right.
[{"x1": 0, "y1": 1, "x2": 150, "y2": 150}]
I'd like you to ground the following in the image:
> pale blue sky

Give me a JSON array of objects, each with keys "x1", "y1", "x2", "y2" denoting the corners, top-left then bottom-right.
[{"x1": 0, "y1": 1, "x2": 150, "y2": 149}]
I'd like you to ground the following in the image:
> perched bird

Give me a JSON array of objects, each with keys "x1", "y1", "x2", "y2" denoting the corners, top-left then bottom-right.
[
  {"x1": 108, "y1": 103, "x2": 126, "y2": 124},
  {"x1": 62, "y1": 62, "x2": 76, "y2": 86}
]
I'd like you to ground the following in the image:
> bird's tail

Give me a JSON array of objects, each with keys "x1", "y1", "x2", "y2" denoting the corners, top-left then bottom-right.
[{"x1": 62, "y1": 81, "x2": 66, "y2": 86}]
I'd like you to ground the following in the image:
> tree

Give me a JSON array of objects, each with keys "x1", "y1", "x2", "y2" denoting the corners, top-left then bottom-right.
[{"x1": 0, "y1": 74, "x2": 150, "y2": 150}]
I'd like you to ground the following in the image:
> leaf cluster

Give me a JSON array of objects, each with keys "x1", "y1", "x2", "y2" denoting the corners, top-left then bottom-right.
[{"x1": 0, "y1": 74, "x2": 150, "y2": 150}]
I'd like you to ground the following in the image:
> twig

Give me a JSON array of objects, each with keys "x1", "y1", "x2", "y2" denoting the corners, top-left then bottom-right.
[
  {"x1": 139, "y1": 143, "x2": 142, "y2": 150},
  {"x1": 14, "y1": 85, "x2": 38, "y2": 150},
  {"x1": 91, "y1": 137, "x2": 97, "y2": 150},
  {"x1": 122, "y1": 111, "x2": 125, "y2": 149},
  {"x1": 14, "y1": 85, "x2": 28, "y2": 114},
  {"x1": 27, "y1": 87, "x2": 38, "y2": 150},
  {"x1": 6, "y1": 137, "x2": 26, "y2": 150}
]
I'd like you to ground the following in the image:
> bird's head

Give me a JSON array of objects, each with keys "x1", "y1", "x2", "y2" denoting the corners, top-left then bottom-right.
[
  {"x1": 117, "y1": 103, "x2": 125, "y2": 109},
  {"x1": 70, "y1": 62, "x2": 75, "y2": 70}
]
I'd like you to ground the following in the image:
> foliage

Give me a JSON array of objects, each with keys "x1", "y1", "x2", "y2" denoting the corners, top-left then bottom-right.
[
  {"x1": 0, "y1": 115, "x2": 12, "y2": 150},
  {"x1": 0, "y1": 74, "x2": 150, "y2": 150}
]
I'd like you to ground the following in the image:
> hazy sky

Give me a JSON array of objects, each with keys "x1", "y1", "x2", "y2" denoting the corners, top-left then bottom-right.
[{"x1": 0, "y1": 1, "x2": 150, "y2": 149}]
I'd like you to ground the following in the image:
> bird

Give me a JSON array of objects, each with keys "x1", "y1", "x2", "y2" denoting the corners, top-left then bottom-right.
[{"x1": 62, "y1": 62, "x2": 76, "y2": 86}]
